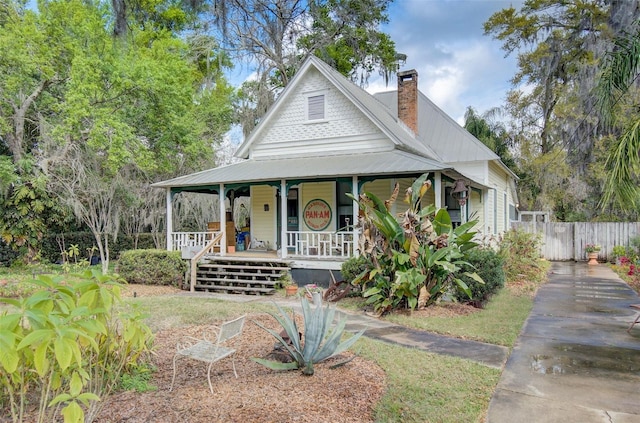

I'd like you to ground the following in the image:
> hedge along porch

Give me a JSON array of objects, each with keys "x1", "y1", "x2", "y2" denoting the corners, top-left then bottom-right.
[{"x1": 152, "y1": 56, "x2": 518, "y2": 284}]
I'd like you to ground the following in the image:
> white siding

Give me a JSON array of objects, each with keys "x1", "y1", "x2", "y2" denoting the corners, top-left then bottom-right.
[
  {"x1": 361, "y1": 179, "x2": 393, "y2": 206},
  {"x1": 488, "y1": 162, "x2": 514, "y2": 234},
  {"x1": 300, "y1": 182, "x2": 336, "y2": 231},
  {"x1": 251, "y1": 68, "x2": 394, "y2": 159},
  {"x1": 469, "y1": 189, "x2": 484, "y2": 227},
  {"x1": 453, "y1": 161, "x2": 488, "y2": 184},
  {"x1": 250, "y1": 185, "x2": 276, "y2": 248}
]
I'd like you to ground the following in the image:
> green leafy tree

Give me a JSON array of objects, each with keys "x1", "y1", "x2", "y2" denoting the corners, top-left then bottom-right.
[
  {"x1": 207, "y1": 0, "x2": 397, "y2": 135},
  {"x1": 0, "y1": 160, "x2": 69, "y2": 263},
  {"x1": 463, "y1": 106, "x2": 516, "y2": 171},
  {"x1": 0, "y1": 2, "x2": 59, "y2": 165},
  {"x1": 484, "y1": 1, "x2": 640, "y2": 219},
  {"x1": 484, "y1": 0, "x2": 611, "y2": 156}
]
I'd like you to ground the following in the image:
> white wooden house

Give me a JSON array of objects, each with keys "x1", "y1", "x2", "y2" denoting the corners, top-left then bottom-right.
[{"x1": 152, "y1": 56, "x2": 518, "y2": 288}]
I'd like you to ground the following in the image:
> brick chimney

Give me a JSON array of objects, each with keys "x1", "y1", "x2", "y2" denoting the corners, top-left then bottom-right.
[{"x1": 397, "y1": 69, "x2": 418, "y2": 134}]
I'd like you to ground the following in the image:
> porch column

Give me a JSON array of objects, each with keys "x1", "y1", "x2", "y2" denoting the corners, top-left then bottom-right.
[
  {"x1": 220, "y1": 184, "x2": 226, "y2": 256},
  {"x1": 461, "y1": 195, "x2": 468, "y2": 224},
  {"x1": 165, "y1": 188, "x2": 173, "y2": 251},
  {"x1": 483, "y1": 189, "x2": 489, "y2": 234},
  {"x1": 352, "y1": 175, "x2": 359, "y2": 256},
  {"x1": 280, "y1": 180, "x2": 287, "y2": 259},
  {"x1": 433, "y1": 172, "x2": 442, "y2": 210}
]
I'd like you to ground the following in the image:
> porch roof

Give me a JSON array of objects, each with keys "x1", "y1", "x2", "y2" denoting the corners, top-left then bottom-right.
[{"x1": 152, "y1": 150, "x2": 450, "y2": 189}]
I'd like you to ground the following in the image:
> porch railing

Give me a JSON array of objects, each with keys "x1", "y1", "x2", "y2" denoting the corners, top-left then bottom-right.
[
  {"x1": 170, "y1": 230, "x2": 356, "y2": 260},
  {"x1": 286, "y1": 231, "x2": 354, "y2": 259},
  {"x1": 170, "y1": 231, "x2": 221, "y2": 252}
]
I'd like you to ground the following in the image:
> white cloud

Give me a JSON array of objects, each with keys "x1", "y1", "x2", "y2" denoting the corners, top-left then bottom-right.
[{"x1": 366, "y1": 0, "x2": 523, "y2": 124}]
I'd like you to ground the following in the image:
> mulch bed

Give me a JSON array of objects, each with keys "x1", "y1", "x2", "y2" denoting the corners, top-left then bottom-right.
[
  {"x1": 94, "y1": 313, "x2": 386, "y2": 423},
  {"x1": 96, "y1": 285, "x2": 481, "y2": 422}
]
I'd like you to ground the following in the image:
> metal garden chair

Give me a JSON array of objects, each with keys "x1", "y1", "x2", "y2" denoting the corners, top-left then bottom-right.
[{"x1": 170, "y1": 314, "x2": 246, "y2": 393}]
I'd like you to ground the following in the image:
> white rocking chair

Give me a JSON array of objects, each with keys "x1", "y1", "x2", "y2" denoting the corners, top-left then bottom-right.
[{"x1": 170, "y1": 314, "x2": 246, "y2": 393}]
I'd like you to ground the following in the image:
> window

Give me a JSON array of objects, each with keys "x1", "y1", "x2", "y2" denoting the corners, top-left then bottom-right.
[
  {"x1": 503, "y1": 192, "x2": 507, "y2": 231},
  {"x1": 307, "y1": 94, "x2": 325, "y2": 120},
  {"x1": 493, "y1": 189, "x2": 498, "y2": 235},
  {"x1": 336, "y1": 181, "x2": 353, "y2": 229}
]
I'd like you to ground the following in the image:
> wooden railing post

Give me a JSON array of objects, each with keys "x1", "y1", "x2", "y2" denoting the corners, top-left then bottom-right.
[{"x1": 190, "y1": 232, "x2": 223, "y2": 292}]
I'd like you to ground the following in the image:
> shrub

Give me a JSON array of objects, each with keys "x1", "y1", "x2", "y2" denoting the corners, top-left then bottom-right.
[
  {"x1": 499, "y1": 230, "x2": 544, "y2": 282},
  {"x1": 0, "y1": 270, "x2": 152, "y2": 422},
  {"x1": 498, "y1": 229, "x2": 549, "y2": 295},
  {"x1": 117, "y1": 249, "x2": 187, "y2": 286},
  {"x1": 41, "y1": 232, "x2": 158, "y2": 264},
  {"x1": 453, "y1": 248, "x2": 505, "y2": 307},
  {"x1": 0, "y1": 240, "x2": 19, "y2": 267},
  {"x1": 340, "y1": 255, "x2": 371, "y2": 284},
  {"x1": 350, "y1": 173, "x2": 482, "y2": 313}
]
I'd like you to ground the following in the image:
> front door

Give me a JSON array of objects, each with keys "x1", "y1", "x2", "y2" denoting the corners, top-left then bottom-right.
[{"x1": 276, "y1": 188, "x2": 299, "y2": 249}]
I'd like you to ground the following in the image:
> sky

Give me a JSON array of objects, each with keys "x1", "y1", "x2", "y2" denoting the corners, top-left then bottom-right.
[
  {"x1": 365, "y1": 0, "x2": 525, "y2": 124},
  {"x1": 222, "y1": 0, "x2": 524, "y2": 148}
]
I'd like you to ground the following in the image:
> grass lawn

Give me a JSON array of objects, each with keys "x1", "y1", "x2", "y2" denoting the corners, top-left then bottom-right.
[
  {"x1": 1, "y1": 267, "x2": 538, "y2": 423},
  {"x1": 127, "y1": 291, "x2": 523, "y2": 423},
  {"x1": 384, "y1": 289, "x2": 534, "y2": 347}
]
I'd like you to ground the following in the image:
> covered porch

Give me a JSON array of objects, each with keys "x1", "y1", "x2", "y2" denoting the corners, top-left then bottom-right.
[{"x1": 153, "y1": 152, "x2": 483, "y2": 273}]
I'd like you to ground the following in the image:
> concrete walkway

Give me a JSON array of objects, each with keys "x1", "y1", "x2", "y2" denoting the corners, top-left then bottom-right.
[
  {"x1": 181, "y1": 290, "x2": 509, "y2": 369},
  {"x1": 487, "y1": 262, "x2": 640, "y2": 422}
]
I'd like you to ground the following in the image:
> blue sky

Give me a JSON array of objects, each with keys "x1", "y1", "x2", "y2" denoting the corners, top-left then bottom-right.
[{"x1": 365, "y1": 0, "x2": 525, "y2": 124}]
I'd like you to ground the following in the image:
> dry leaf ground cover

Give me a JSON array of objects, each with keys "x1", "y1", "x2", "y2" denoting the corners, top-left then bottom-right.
[
  {"x1": 91, "y1": 285, "x2": 386, "y2": 423},
  {"x1": 95, "y1": 314, "x2": 385, "y2": 423}
]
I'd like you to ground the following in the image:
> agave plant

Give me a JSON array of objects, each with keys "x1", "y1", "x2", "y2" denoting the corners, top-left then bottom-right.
[{"x1": 252, "y1": 297, "x2": 365, "y2": 376}]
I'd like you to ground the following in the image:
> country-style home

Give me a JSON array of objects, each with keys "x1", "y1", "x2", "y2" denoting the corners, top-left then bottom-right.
[{"x1": 152, "y1": 56, "x2": 518, "y2": 290}]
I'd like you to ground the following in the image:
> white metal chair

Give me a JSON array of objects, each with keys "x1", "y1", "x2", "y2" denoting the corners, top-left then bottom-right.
[
  {"x1": 170, "y1": 314, "x2": 246, "y2": 393},
  {"x1": 628, "y1": 305, "x2": 640, "y2": 333}
]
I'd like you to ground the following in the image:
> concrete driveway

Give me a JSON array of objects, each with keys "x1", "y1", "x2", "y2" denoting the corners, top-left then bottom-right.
[{"x1": 487, "y1": 262, "x2": 640, "y2": 422}]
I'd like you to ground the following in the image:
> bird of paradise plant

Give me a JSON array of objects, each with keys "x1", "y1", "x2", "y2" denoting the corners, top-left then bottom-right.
[{"x1": 348, "y1": 173, "x2": 483, "y2": 314}]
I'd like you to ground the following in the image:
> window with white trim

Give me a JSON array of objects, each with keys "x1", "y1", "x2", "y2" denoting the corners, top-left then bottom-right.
[
  {"x1": 493, "y1": 189, "x2": 498, "y2": 235},
  {"x1": 503, "y1": 192, "x2": 507, "y2": 232}
]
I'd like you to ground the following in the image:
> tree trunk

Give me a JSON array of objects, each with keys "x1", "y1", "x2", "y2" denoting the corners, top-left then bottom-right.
[{"x1": 9, "y1": 80, "x2": 51, "y2": 164}]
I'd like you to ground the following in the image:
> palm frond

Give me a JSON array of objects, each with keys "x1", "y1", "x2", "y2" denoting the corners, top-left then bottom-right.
[
  {"x1": 596, "y1": 24, "x2": 640, "y2": 126},
  {"x1": 600, "y1": 120, "x2": 640, "y2": 212}
]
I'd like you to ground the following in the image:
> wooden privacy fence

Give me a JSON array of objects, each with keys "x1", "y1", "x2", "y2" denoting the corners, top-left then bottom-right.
[{"x1": 511, "y1": 222, "x2": 640, "y2": 261}]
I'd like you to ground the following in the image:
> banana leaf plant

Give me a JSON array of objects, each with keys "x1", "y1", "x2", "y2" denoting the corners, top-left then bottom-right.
[
  {"x1": 348, "y1": 173, "x2": 484, "y2": 314},
  {"x1": 252, "y1": 297, "x2": 365, "y2": 376}
]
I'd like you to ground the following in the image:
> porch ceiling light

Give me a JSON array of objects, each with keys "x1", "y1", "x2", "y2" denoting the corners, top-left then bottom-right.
[{"x1": 451, "y1": 179, "x2": 469, "y2": 206}]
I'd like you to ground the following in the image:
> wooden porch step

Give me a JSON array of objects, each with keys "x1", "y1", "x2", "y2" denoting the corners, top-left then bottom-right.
[
  {"x1": 198, "y1": 263, "x2": 290, "y2": 272},
  {"x1": 193, "y1": 284, "x2": 276, "y2": 295},
  {"x1": 198, "y1": 268, "x2": 282, "y2": 279},
  {"x1": 195, "y1": 276, "x2": 277, "y2": 286},
  {"x1": 192, "y1": 257, "x2": 291, "y2": 296}
]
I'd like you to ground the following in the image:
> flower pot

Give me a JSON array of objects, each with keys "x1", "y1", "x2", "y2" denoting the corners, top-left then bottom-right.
[
  {"x1": 587, "y1": 252, "x2": 599, "y2": 265},
  {"x1": 227, "y1": 246, "x2": 235, "y2": 253},
  {"x1": 285, "y1": 285, "x2": 298, "y2": 296}
]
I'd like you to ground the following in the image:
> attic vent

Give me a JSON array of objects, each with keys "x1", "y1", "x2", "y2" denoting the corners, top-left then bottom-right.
[{"x1": 307, "y1": 94, "x2": 325, "y2": 120}]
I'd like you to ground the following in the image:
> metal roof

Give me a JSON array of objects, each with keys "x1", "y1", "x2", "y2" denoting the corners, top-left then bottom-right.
[
  {"x1": 151, "y1": 151, "x2": 449, "y2": 189},
  {"x1": 374, "y1": 91, "x2": 518, "y2": 180}
]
